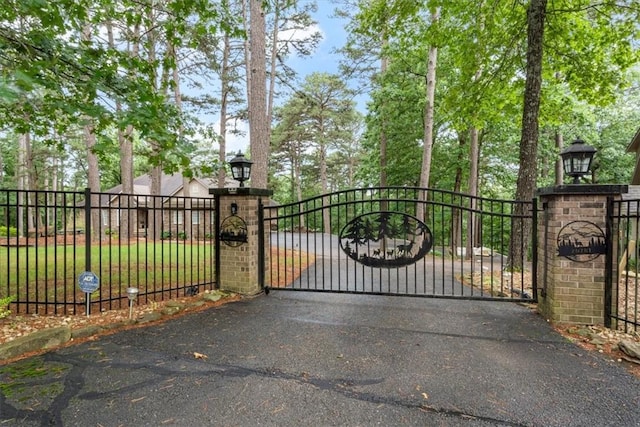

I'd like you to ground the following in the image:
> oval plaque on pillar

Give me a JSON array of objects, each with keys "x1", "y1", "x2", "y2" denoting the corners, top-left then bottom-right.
[
  {"x1": 220, "y1": 215, "x2": 248, "y2": 247},
  {"x1": 556, "y1": 220, "x2": 606, "y2": 262}
]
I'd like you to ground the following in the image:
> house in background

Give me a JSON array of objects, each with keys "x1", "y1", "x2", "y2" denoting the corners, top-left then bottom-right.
[{"x1": 101, "y1": 172, "x2": 237, "y2": 239}]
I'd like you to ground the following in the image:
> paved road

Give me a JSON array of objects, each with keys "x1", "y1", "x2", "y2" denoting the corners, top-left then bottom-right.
[{"x1": 2, "y1": 292, "x2": 640, "y2": 426}]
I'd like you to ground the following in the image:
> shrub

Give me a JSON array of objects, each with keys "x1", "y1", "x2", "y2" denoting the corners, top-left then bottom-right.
[
  {"x1": 0, "y1": 226, "x2": 18, "y2": 237},
  {"x1": 0, "y1": 295, "x2": 15, "y2": 319}
]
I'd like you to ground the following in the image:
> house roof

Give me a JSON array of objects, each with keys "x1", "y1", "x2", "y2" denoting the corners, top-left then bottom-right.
[
  {"x1": 105, "y1": 173, "x2": 237, "y2": 195},
  {"x1": 98, "y1": 172, "x2": 238, "y2": 207},
  {"x1": 626, "y1": 127, "x2": 640, "y2": 153}
]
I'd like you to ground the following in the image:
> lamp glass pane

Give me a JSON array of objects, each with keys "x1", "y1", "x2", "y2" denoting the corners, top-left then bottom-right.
[
  {"x1": 231, "y1": 165, "x2": 241, "y2": 179},
  {"x1": 571, "y1": 157, "x2": 580, "y2": 173},
  {"x1": 580, "y1": 157, "x2": 590, "y2": 173}
]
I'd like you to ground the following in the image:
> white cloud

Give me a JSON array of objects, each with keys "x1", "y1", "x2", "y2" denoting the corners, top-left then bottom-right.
[{"x1": 278, "y1": 23, "x2": 323, "y2": 45}]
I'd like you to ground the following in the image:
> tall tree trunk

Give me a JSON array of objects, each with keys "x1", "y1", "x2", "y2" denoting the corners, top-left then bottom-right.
[
  {"x1": 416, "y1": 6, "x2": 440, "y2": 228},
  {"x1": 84, "y1": 124, "x2": 102, "y2": 241},
  {"x1": 248, "y1": 0, "x2": 269, "y2": 189},
  {"x1": 466, "y1": 127, "x2": 480, "y2": 259},
  {"x1": 17, "y1": 133, "x2": 28, "y2": 237},
  {"x1": 242, "y1": 0, "x2": 251, "y2": 103},
  {"x1": 379, "y1": 38, "x2": 388, "y2": 188},
  {"x1": 294, "y1": 143, "x2": 305, "y2": 230},
  {"x1": 418, "y1": 7, "x2": 439, "y2": 192},
  {"x1": 82, "y1": 23, "x2": 102, "y2": 242},
  {"x1": 320, "y1": 140, "x2": 330, "y2": 234},
  {"x1": 555, "y1": 130, "x2": 564, "y2": 185},
  {"x1": 379, "y1": 34, "x2": 389, "y2": 253},
  {"x1": 218, "y1": 31, "x2": 231, "y2": 189},
  {"x1": 19, "y1": 132, "x2": 38, "y2": 232},
  {"x1": 451, "y1": 132, "x2": 466, "y2": 255},
  {"x1": 267, "y1": 0, "x2": 280, "y2": 124},
  {"x1": 172, "y1": 44, "x2": 191, "y2": 239},
  {"x1": 147, "y1": 3, "x2": 162, "y2": 204},
  {"x1": 108, "y1": 18, "x2": 136, "y2": 240},
  {"x1": 509, "y1": 0, "x2": 547, "y2": 269}
]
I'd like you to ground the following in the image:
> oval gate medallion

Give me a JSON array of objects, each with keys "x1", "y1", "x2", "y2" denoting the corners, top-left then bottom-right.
[{"x1": 339, "y1": 211, "x2": 432, "y2": 268}]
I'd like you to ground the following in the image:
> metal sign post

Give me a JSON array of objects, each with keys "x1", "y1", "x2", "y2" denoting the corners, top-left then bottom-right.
[{"x1": 78, "y1": 271, "x2": 99, "y2": 316}]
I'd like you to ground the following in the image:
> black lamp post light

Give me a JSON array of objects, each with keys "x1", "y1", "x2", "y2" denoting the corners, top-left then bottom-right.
[
  {"x1": 560, "y1": 137, "x2": 597, "y2": 184},
  {"x1": 229, "y1": 151, "x2": 253, "y2": 187}
]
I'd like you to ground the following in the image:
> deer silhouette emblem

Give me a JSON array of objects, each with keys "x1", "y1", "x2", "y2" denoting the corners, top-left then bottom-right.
[{"x1": 396, "y1": 240, "x2": 415, "y2": 257}]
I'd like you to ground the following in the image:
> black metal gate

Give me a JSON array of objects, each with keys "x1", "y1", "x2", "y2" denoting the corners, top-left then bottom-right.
[
  {"x1": 261, "y1": 187, "x2": 537, "y2": 302},
  {"x1": 605, "y1": 197, "x2": 640, "y2": 331}
]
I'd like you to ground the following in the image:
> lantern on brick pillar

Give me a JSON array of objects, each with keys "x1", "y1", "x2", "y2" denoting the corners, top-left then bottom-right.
[
  {"x1": 560, "y1": 137, "x2": 596, "y2": 184},
  {"x1": 229, "y1": 151, "x2": 253, "y2": 187}
]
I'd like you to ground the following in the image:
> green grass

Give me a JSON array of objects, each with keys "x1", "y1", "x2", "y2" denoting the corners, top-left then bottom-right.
[
  {"x1": 0, "y1": 241, "x2": 215, "y2": 309},
  {"x1": 0, "y1": 357, "x2": 68, "y2": 400}
]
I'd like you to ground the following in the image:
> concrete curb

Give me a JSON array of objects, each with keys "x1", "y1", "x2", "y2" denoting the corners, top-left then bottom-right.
[
  {"x1": 0, "y1": 291, "x2": 238, "y2": 362},
  {"x1": 0, "y1": 326, "x2": 71, "y2": 361}
]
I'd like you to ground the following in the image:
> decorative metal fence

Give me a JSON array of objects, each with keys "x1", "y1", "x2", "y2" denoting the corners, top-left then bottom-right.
[
  {"x1": 263, "y1": 186, "x2": 537, "y2": 302},
  {"x1": 0, "y1": 189, "x2": 217, "y2": 315},
  {"x1": 607, "y1": 197, "x2": 640, "y2": 331}
]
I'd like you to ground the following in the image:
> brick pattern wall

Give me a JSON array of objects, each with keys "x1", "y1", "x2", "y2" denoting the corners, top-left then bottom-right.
[
  {"x1": 217, "y1": 195, "x2": 269, "y2": 295},
  {"x1": 537, "y1": 192, "x2": 618, "y2": 324}
]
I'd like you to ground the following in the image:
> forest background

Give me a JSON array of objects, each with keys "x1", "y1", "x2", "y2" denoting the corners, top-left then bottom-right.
[{"x1": 1, "y1": 0, "x2": 640, "y2": 208}]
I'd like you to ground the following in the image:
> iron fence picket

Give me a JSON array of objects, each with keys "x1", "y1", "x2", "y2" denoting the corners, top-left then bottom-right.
[
  {"x1": 606, "y1": 198, "x2": 640, "y2": 331},
  {"x1": 262, "y1": 187, "x2": 537, "y2": 302},
  {"x1": 0, "y1": 189, "x2": 218, "y2": 315}
]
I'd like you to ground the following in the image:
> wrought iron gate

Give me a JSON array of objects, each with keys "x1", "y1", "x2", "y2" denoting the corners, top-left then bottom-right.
[
  {"x1": 606, "y1": 197, "x2": 640, "y2": 331},
  {"x1": 261, "y1": 187, "x2": 537, "y2": 302}
]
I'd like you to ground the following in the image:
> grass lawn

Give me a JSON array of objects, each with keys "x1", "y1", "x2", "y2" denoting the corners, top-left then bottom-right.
[{"x1": 0, "y1": 240, "x2": 309, "y2": 314}]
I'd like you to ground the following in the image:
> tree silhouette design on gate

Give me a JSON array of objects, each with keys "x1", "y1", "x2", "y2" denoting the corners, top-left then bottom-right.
[{"x1": 339, "y1": 211, "x2": 433, "y2": 268}]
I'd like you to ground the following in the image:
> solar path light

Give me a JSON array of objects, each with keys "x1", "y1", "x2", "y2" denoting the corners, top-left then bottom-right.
[{"x1": 126, "y1": 287, "x2": 139, "y2": 320}]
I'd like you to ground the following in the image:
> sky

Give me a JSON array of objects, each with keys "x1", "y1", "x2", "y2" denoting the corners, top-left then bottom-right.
[
  {"x1": 288, "y1": 0, "x2": 348, "y2": 76},
  {"x1": 224, "y1": 0, "x2": 352, "y2": 154}
]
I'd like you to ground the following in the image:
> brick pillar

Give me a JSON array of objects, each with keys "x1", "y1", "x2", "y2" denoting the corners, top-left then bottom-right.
[
  {"x1": 209, "y1": 188, "x2": 272, "y2": 295},
  {"x1": 537, "y1": 185, "x2": 627, "y2": 325}
]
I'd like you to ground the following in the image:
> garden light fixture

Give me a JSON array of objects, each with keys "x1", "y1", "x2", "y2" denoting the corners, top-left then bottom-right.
[
  {"x1": 229, "y1": 151, "x2": 253, "y2": 187},
  {"x1": 126, "y1": 287, "x2": 139, "y2": 319},
  {"x1": 560, "y1": 137, "x2": 597, "y2": 184}
]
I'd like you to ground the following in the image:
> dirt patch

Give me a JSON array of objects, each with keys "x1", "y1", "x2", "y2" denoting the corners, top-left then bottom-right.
[
  {"x1": 617, "y1": 272, "x2": 639, "y2": 328},
  {"x1": 269, "y1": 248, "x2": 310, "y2": 288},
  {"x1": 458, "y1": 270, "x2": 534, "y2": 299},
  {"x1": 554, "y1": 324, "x2": 640, "y2": 378}
]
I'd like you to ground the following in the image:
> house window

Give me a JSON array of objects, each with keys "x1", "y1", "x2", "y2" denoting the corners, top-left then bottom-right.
[
  {"x1": 101, "y1": 210, "x2": 109, "y2": 226},
  {"x1": 173, "y1": 211, "x2": 183, "y2": 225},
  {"x1": 192, "y1": 211, "x2": 201, "y2": 225}
]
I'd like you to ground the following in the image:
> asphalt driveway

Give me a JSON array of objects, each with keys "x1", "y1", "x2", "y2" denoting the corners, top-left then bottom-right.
[{"x1": 2, "y1": 292, "x2": 640, "y2": 426}]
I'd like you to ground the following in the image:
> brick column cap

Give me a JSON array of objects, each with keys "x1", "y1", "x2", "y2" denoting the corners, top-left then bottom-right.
[
  {"x1": 209, "y1": 187, "x2": 274, "y2": 197},
  {"x1": 537, "y1": 184, "x2": 628, "y2": 197}
]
